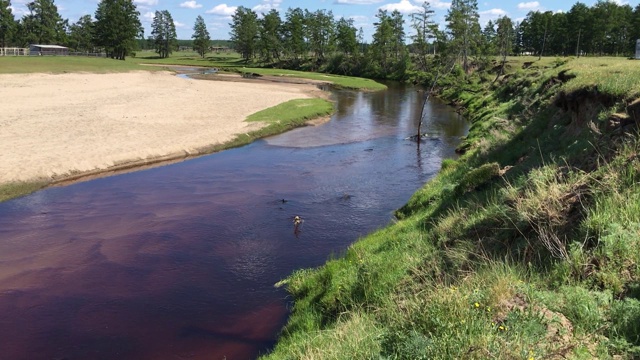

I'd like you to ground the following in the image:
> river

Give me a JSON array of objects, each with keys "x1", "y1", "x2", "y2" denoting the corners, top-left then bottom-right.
[{"x1": 0, "y1": 82, "x2": 467, "y2": 359}]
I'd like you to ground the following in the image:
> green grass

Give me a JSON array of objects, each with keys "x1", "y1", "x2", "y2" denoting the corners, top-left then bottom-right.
[
  {"x1": 234, "y1": 67, "x2": 387, "y2": 91},
  {"x1": 201, "y1": 98, "x2": 334, "y2": 154},
  {"x1": 0, "y1": 56, "x2": 150, "y2": 74},
  {"x1": 0, "y1": 51, "x2": 386, "y2": 91},
  {"x1": 130, "y1": 50, "x2": 387, "y2": 91},
  {"x1": 559, "y1": 57, "x2": 640, "y2": 99},
  {"x1": 0, "y1": 181, "x2": 49, "y2": 202},
  {"x1": 246, "y1": 98, "x2": 334, "y2": 124},
  {"x1": 264, "y1": 56, "x2": 640, "y2": 359}
]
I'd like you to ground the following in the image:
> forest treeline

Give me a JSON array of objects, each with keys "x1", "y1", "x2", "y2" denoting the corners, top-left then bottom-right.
[{"x1": 1, "y1": 0, "x2": 639, "y2": 72}]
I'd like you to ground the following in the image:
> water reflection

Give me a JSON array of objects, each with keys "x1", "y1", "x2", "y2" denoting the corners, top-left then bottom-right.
[{"x1": 0, "y1": 84, "x2": 467, "y2": 359}]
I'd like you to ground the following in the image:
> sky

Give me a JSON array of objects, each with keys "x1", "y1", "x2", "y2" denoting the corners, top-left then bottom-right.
[{"x1": 8, "y1": 0, "x2": 639, "y2": 41}]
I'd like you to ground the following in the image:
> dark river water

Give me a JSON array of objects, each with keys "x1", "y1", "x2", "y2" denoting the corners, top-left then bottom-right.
[{"x1": 0, "y1": 83, "x2": 467, "y2": 360}]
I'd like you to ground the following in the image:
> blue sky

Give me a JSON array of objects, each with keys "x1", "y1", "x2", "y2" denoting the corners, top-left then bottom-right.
[{"x1": 8, "y1": 0, "x2": 638, "y2": 41}]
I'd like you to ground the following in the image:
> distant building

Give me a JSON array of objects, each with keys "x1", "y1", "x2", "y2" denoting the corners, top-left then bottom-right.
[
  {"x1": 210, "y1": 46, "x2": 230, "y2": 53},
  {"x1": 29, "y1": 44, "x2": 69, "y2": 56}
]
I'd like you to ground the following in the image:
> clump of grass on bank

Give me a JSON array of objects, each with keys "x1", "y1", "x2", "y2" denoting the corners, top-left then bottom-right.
[
  {"x1": 0, "y1": 181, "x2": 49, "y2": 202},
  {"x1": 197, "y1": 98, "x2": 334, "y2": 153},
  {"x1": 264, "y1": 56, "x2": 640, "y2": 359}
]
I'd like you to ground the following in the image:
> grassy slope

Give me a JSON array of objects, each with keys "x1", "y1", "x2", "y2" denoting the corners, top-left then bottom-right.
[{"x1": 264, "y1": 56, "x2": 640, "y2": 359}]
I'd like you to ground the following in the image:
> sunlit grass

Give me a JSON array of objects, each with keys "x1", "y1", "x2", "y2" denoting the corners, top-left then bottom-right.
[
  {"x1": 265, "y1": 56, "x2": 640, "y2": 359},
  {"x1": 131, "y1": 50, "x2": 387, "y2": 91},
  {"x1": 0, "y1": 56, "x2": 150, "y2": 74},
  {"x1": 0, "y1": 181, "x2": 49, "y2": 202},
  {"x1": 560, "y1": 57, "x2": 640, "y2": 99},
  {"x1": 246, "y1": 98, "x2": 334, "y2": 124}
]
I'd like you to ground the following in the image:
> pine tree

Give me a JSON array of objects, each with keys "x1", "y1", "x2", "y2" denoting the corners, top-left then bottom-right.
[
  {"x1": 192, "y1": 15, "x2": 210, "y2": 58},
  {"x1": 229, "y1": 6, "x2": 258, "y2": 61},
  {"x1": 94, "y1": 0, "x2": 143, "y2": 60},
  {"x1": 282, "y1": 7, "x2": 306, "y2": 61},
  {"x1": 0, "y1": 0, "x2": 15, "y2": 48},
  {"x1": 446, "y1": 0, "x2": 480, "y2": 74},
  {"x1": 151, "y1": 10, "x2": 176, "y2": 58},
  {"x1": 257, "y1": 9, "x2": 282, "y2": 62},
  {"x1": 495, "y1": 16, "x2": 513, "y2": 79},
  {"x1": 21, "y1": 0, "x2": 66, "y2": 45},
  {"x1": 335, "y1": 17, "x2": 357, "y2": 56},
  {"x1": 410, "y1": 1, "x2": 435, "y2": 71},
  {"x1": 69, "y1": 15, "x2": 94, "y2": 52}
]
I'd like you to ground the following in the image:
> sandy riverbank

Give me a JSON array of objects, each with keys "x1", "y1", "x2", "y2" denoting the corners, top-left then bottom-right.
[{"x1": 0, "y1": 71, "x2": 317, "y2": 184}]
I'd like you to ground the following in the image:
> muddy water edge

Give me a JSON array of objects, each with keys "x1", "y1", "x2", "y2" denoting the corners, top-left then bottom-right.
[{"x1": 0, "y1": 82, "x2": 467, "y2": 359}]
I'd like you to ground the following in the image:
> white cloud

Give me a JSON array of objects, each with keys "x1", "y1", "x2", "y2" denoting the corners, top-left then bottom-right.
[
  {"x1": 379, "y1": 0, "x2": 422, "y2": 13},
  {"x1": 428, "y1": 0, "x2": 452, "y2": 10},
  {"x1": 205, "y1": 3, "x2": 237, "y2": 16},
  {"x1": 180, "y1": 1, "x2": 202, "y2": 9},
  {"x1": 349, "y1": 15, "x2": 371, "y2": 29},
  {"x1": 8, "y1": 5, "x2": 28, "y2": 17},
  {"x1": 174, "y1": 21, "x2": 186, "y2": 28},
  {"x1": 479, "y1": 8, "x2": 507, "y2": 25},
  {"x1": 517, "y1": 1, "x2": 540, "y2": 10},
  {"x1": 134, "y1": 0, "x2": 158, "y2": 6},
  {"x1": 334, "y1": 0, "x2": 384, "y2": 4},
  {"x1": 480, "y1": 8, "x2": 507, "y2": 16},
  {"x1": 611, "y1": 0, "x2": 628, "y2": 4},
  {"x1": 142, "y1": 11, "x2": 155, "y2": 23},
  {"x1": 253, "y1": 0, "x2": 282, "y2": 14}
]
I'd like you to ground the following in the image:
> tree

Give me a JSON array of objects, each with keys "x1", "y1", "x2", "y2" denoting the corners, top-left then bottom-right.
[
  {"x1": 632, "y1": 4, "x2": 640, "y2": 55},
  {"x1": 0, "y1": 0, "x2": 15, "y2": 48},
  {"x1": 371, "y1": 9, "x2": 394, "y2": 76},
  {"x1": 151, "y1": 10, "x2": 177, "y2": 58},
  {"x1": 94, "y1": 0, "x2": 143, "y2": 60},
  {"x1": 481, "y1": 20, "x2": 496, "y2": 55},
  {"x1": 446, "y1": 0, "x2": 480, "y2": 74},
  {"x1": 21, "y1": 0, "x2": 66, "y2": 45},
  {"x1": 335, "y1": 17, "x2": 357, "y2": 56},
  {"x1": 495, "y1": 16, "x2": 513, "y2": 79},
  {"x1": 229, "y1": 6, "x2": 258, "y2": 61},
  {"x1": 68, "y1": 15, "x2": 94, "y2": 52},
  {"x1": 410, "y1": 1, "x2": 435, "y2": 71},
  {"x1": 282, "y1": 7, "x2": 306, "y2": 60},
  {"x1": 390, "y1": 10, "x2": 406, "y2": 61},
  {"x1": 567, "y1": 2, "x2": 592, "y2": 56},
  {"x1": 257, "y1": 9, "x2": 282, "y2": 62},
  {"x1": 192, "y1": 15, "x2": 210, "y2": 58},
  {"x1": 305, "y1": 9, "x2": 334, "y2": 63}
]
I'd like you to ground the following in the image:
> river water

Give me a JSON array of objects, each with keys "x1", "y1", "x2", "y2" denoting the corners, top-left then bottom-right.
[{"x1": 0, "y1": 83, "x2": 467, "y2": 359}]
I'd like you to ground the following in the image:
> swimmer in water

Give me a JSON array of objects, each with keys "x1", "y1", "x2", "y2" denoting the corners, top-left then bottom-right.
[{"x1": 293, "y1": 215, "x2": 303, "y2": 236}]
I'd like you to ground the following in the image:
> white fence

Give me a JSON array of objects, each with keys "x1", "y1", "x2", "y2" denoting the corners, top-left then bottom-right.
[{"x1": 0, "y1": 48, "x2": 29, "y2": 56}]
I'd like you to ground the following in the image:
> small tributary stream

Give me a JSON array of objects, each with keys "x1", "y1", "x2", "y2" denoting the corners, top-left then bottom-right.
[{"x1": 0, "y1": 82, "x2": 467, "y2": 359}]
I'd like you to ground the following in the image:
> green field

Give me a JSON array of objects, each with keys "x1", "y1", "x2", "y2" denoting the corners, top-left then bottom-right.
[
  {"x1": 0, "y1": 56, "x2": 150, "y2": 74},
  {"x1": 0, "y1": 51, "x2": 387, "y2": 90},
  {"x1": 131, "y1": 50, "x2": 387, "y2": 91}
]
